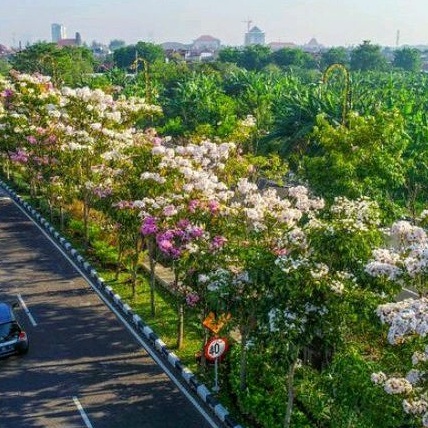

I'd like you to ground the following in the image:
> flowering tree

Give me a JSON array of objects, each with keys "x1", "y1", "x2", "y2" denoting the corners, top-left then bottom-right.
[
  {"x1": 366, "y1": 213, "x2": 428, "y2": 427},
  {"x1": 56, "y1": 85, "x2": 161, "y2": 246},
  {"x1": 0, "y1": 71, "x2": 62, "y2": 196},
  {"x1": 137, "y1": 139, "x2": 240, "y2": 348}
]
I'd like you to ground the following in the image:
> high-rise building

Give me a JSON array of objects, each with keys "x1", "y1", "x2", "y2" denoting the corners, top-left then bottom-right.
[
  {"x1": 244, "y1": 26, "x2": 265, "y2": 46},
  {"x1": 51, "y1": 23, "x2": 66, "y2": 43}
]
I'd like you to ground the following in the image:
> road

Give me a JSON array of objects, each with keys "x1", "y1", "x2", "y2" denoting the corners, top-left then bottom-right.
[{"x1": 0, "y1": 188, "x2": 216, "y2": 428}]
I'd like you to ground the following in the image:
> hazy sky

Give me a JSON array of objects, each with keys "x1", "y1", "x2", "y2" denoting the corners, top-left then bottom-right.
[{"x1": 1, "y1": 0, "x2": 427, "y2": 48}]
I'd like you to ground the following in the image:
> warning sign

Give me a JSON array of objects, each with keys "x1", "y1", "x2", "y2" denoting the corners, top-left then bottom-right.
[{"x1": 202, "y1": 312, "x2": 231, "y2": 334}]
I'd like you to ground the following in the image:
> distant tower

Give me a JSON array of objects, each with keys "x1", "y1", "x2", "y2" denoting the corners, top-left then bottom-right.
[
  {"x1": 245, "y1": 26, "x2": 265, "y2": 46},
  {"x1": 396, "y1": 29, "x2": 400, "y2": 47},
  {"x1": 51, "y1": 23, "x2": 66, "y2": 42},
  {"x1": 75, "y1": 32, "x2": 82, "y2": 46}
]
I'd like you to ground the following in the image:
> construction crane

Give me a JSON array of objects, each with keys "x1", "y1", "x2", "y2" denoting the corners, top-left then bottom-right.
[{"x1": 242, "y1": 18, "x2": 252, "y2": 32}]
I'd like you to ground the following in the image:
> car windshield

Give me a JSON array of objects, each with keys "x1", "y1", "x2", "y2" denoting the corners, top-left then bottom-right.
[{"x1": 0, "y1": 322, "x2": 18, "y2": 342}]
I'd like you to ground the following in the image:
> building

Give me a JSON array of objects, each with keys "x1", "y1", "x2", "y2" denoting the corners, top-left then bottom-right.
[
  {"x1": 51, "y1": 23, "x2": 66, "y2": 43},
  {"x1": 57, "y1": 32, "x2": 82, "y2": 47},
  {"x1": 244, "y1": 26, "x2": 265, "y2": 46},
  {"x1": 302, "y1": 37, "x2": 323, "y2": 53},
  {"x1": 192, "y1": 35, "x2": 221, "y2": 53},
  {"x1": 268, "y1": 41, "x2": 297, "y2": 51}
]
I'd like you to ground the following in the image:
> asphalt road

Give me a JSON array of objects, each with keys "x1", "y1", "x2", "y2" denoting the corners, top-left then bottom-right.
[{"x1": 0, "y1": 188, "x2": 215, "y2": 428}]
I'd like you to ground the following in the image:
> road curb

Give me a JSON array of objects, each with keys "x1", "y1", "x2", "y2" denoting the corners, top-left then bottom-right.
[{"x1": 0, "y1": 179, "x2": 243, "y2": 428}]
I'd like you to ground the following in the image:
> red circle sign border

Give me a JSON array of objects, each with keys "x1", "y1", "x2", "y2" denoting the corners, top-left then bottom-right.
[{"x1": 204, "y1": 337, "x2": 229, "y2": 362}]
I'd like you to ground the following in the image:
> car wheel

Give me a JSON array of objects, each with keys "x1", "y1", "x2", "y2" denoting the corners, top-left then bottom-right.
[{"x1": 18, "y1": 342, "x2": 29, "y2": 355}]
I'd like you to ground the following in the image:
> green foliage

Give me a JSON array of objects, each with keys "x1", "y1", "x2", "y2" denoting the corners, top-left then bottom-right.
[
  {"x1": 0, "y1": 58, "x2": 11, "y2": 75},
  {"x1": 261, "y1": 76, "x2": 343, "y2": 162},
  {"x1": 271, "y1": 48, "x2": 317, "y2": 70},
  {"x1": 162, "y1": 71, "x2": 238, "y2": 137},
  {"x1": 350, "y1": 41, "x2": 388, "y2": 72},
  {"x1": 301, "y1": 111, "x2": 409, "y2": 216},
  {"x1": 238, "y1": 45, "x2": 272, "y2": 71},
  {"x1": 317, "y1": 349, "x2": 412, "y2": 428},
  {"x1": 108, "y1": 39, "x2": 126, "y2": 51},
  {"x1": 393, "y1": 47, "x2": 422, "y2": 72},
  {"x1": 320, "y1": 47, "x2": 350, "y2": 70},
  {"x1": 229, "y1": 346, "x2": 312, "y2": 428},
  {"x1": 113, "y1": 41, "x2": 165, "y2": 71},
  {"x1": 217, "y1": 46, "x2": 242, "y2": 64},
  {"x1": 10, "y1": 42, "x2": 95, "y2": 86}
]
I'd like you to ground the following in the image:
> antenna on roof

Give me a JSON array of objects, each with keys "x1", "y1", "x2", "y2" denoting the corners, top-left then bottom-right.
[{"x1": 242, "y1": 18, "x2": 252, "y2": 32}]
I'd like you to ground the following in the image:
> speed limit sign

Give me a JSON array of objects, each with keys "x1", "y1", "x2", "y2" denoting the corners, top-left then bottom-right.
[{"x1": 204, "y1": 337, "x2": 229, "y2": 362}]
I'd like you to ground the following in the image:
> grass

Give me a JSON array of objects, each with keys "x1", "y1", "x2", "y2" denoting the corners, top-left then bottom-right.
[{"x1": 99, "y1": 269, "x2": 204, "y2": 370}]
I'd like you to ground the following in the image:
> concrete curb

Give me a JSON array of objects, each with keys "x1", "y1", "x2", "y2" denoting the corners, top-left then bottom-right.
[{"x1": 0, "y1": 179, "x2": 243, "y2": 428}]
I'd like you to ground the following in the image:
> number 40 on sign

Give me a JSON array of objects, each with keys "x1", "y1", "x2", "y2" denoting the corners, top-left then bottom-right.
[{"x1": 204, "y1": 337, "x2": 229, "y2": 362}]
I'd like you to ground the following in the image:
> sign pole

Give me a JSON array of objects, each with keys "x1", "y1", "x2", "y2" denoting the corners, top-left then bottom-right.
[
  {"x1": 204, "y1": 336, "x2": 229, "y2": 394},
  {"x1": 213, "y1": 357, "x2": 219, "y2": 392}
]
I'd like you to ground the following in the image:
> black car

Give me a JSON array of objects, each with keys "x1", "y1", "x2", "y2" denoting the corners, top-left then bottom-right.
[{"x1": 0, "y1": 302, "x2": 29, "y2": 358}]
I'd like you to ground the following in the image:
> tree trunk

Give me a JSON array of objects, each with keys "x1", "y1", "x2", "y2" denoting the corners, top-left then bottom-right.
[
  {"x1": 239, "y1": 323, "x2": 249, "y2": 391},
  {"x1": 147, "y1": 239, "x2": 157, "y2": 317},
  {"x1": 177, "y1": 301, "x2": 184, "y2": 349},
  {"x1": 5, "y1": 157, "x2": 10, "y2": 180},
  {"x1": 199, "y1": 308, "x2": 210, "y2": 368},
  {"x1": 60, "y1": 205, "x2": 64, "y2": 231},
  {"x1": 83, "y1": 191, "x2": 90, "y2": 249},
  {"x1": 115, "y1": 242, "x2": 123, "y2": 281},
  {"x1": 130, "y1": 235, "x2": 140, "y2": 299},
  {"x1": 49, "y1": 202, "x2": 53, "y2": 223},
  {"x1": 284, "y1": 352, "x2": 299, "y2": 428}
]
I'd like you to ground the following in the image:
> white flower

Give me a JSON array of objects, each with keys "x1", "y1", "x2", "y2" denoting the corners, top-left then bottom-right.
[
  {"x1": 330, "y1": 280, "x2": 345, "y2": 294},
  {"x1": 403, "y1": 398, "x2": 428, "y2": 415},
  {"x1": 405, "y1": 369, "x2": 424, "y2": 385},
  {"x1": 383, "y1": 377, "x2": 413, "y2": 394},
  {"x1": 371, "y1": 371, "x2": 387, "y2": 385},
  {"x1": 198, "y1": 274, "x2": 209, "y2": 284}
]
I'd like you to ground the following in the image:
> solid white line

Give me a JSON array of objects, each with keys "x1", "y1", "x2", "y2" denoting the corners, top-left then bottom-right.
[
  {"x1": 9, "y1": 195, "x2": 220, "y2": 428},
  {"x1": 403, "y1": 288, "x2": 419, "y2": 298},
  {"x1": 17, "y1": 294, "x2": 38, "y2": 326},
  {"x1": 72, "y1": 396, "x2": 94, "y2": 428}
]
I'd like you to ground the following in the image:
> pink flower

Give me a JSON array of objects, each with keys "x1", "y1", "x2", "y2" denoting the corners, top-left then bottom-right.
[
  {"x1": 177, "y1": 219, "x2": 190, "y2": 229},
  {"x1": 189, "y1": 226, "x2": 204, "y2": 238},
  {"x1": 113, "y1": 200, "x2": 133, "y2": 210},
  {"x1": 141, "y1": 216, "x2": 158, "y2": 235},
  {"x1": 163, "y1": 205, "x2": 177, "y2": 217},
  {"x1": 26, "y1": 135, "x2": 37, "y2": 145},
  {"x1": 210, "y1": 235, "x2": 227, "y2": 251},
  {"x1": 208, "y1": 200, "x2": 220, "y2": 214},
  {"x1": 1, "y1": 89, "x2": 13, "y2": 98},
  {"x1": 185, "y1": 292, "x2": 200, "y2": 307},
  {"x1": 10, "y1": 149, "x2": 29, "y2": 164},
  {"x1": 158, "y1": 238, "x2": 173, "y2": 252},
  {"x1": 188, "y1": 200, "x2": 199, "y2": 213}
]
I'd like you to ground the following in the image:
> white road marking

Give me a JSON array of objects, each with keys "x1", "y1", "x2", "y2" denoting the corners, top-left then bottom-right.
[
  {"x1": 402, "y1": 288, "x2": 419, "y2": 298},
  {"x1": 17, "y1": 294, "x2": 38, "y2": 326},
  {"x1": 72, "y1": 396, "x2": 94, "y2": 428}
]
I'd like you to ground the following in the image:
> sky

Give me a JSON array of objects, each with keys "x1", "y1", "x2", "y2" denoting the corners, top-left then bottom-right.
[{"x1": 1, "y1": 0, "x2": 428, "y2": 48}]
